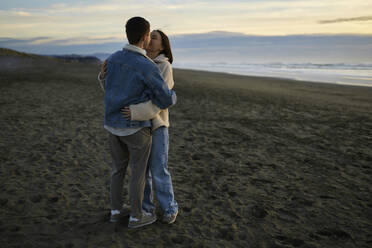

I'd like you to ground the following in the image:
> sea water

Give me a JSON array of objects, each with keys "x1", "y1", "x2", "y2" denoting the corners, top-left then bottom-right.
[{"x1": 173, "y1": 62, "x2": 372, "y2": 87}]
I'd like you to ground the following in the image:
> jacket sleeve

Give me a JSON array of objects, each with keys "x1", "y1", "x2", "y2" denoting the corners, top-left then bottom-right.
[
  {"x1": 144, "y1": 68, "x2": 177, "y2": 109},
  {"x1": 129, "y1": 100, "x2": 161, "y2": 121},
  {"x1": 129, "y1": 62, "x2": 175, "y2": 121},
  {"x1": 159, "y1": 62, "x2": 174, "y2": 90}
]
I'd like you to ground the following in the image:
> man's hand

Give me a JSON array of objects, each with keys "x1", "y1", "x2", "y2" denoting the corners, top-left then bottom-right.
[
  {"x1": 121, "y1": 107, "x2": 131, "y2": 120},
  {"x1": 100, "y1": 60, "x2": 107, "y2": 80}
]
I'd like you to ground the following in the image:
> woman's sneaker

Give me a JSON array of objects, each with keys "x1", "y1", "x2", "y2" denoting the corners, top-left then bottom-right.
[
  {"x1": 162, "y1": 211, "x2": 178, "y2": 224},
  {"x1": 128, "y1": 212, "x2": 157, "y2": 229}
]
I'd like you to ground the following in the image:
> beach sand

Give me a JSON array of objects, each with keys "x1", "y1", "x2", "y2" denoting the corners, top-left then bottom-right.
[{"x1": 0, "y1": 54, "x2": 371, "y2": 247}]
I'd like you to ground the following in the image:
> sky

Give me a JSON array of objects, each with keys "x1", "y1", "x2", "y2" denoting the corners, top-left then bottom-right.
[
  {"x1": 0, "y1": 0, "x2": 372, "y2": 61},
  {"x1": 1, "y1": 0, "x2": 372, "y2": 39}
]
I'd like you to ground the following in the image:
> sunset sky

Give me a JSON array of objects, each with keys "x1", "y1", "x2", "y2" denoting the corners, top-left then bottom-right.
[
  {"x1": 1, "y1": 0, "x2": 372, "y2": 43},
  {"x1": 1, "y1": 1, "x2": 372, "y2": 84}
]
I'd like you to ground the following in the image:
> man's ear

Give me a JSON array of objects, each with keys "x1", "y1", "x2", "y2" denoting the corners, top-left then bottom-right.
[{"x1": 140, "y1": 32, "x2": 148, "y2": 43}]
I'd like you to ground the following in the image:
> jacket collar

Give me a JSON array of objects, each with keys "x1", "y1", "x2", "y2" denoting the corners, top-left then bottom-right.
[
  {"x1": 153, "y1": 54, "x2": 169, "y2": 63},
  {"x1": 123, "y1": 44, "x2": 154, "y2": 63}
]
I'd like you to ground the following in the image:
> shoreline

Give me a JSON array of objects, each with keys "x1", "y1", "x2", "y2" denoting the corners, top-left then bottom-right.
[
  {"x1": 173, "y1": 66, "x2": 372, "y2": 88},
  {"x1": 173, "y1": 67, "x2": 372, "y2": 92}
]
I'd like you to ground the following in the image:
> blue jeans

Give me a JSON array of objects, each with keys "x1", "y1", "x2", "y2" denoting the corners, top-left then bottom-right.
[{"x1": 142, "y1": 127, "x2": 178, "y2": 215}]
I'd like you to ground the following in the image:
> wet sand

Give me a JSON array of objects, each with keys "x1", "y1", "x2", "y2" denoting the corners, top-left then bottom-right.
[{"x1": 0, "y1": 54, "x2": 372, "y2": 247}]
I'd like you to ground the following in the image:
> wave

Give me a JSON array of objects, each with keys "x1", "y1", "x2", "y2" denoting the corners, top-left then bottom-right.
[
  {"x1": 246, "y1": 63, "x2": 372, "y2": 70},
  {"x1": 173, "y1": 61, "x2": 372, "y2": 87},
  {"x1": 175, "y1": 62, "x2": 372, "y2": 70}
]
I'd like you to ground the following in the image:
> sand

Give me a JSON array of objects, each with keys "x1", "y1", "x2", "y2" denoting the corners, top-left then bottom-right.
[{"x1": 0, "y1": 54, "x2": 371, "y2": 248}]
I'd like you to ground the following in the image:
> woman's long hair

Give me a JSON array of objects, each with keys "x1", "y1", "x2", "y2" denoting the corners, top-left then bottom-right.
[{"x1": 155, "y1": 30, "x2": 173, "y2": 64}]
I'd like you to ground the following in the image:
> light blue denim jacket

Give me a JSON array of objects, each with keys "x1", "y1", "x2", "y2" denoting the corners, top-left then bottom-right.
[{"x1": 104, "y1": 45, "x2": 177, "y2": 129}]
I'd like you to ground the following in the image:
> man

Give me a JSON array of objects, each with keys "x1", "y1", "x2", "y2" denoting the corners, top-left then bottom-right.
[{"x1": 99, "y1": 17, "x2": 177, "y2": 229}]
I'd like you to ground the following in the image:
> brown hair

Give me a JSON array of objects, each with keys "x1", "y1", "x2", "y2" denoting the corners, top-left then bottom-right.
[
  {"x1": 125, "y1": 17, "x2": 150, "y2": 45},
  {"x1": 155, "y1": 30, "x2": 173, "y2": 64}
]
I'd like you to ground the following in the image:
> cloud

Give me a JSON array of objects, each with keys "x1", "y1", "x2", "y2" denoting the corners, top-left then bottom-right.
[
  {"x1": 319, "y1": 16, "x2": 372, "y2": 24},
  {"x1": 1, "y1": 0, "x2": 372, "y2": 38},
  {"x1": 0, "y1": 36, "x2": 122, "y2": 47},
  {"x1": 15, "y1": 11, "x2": 30, "y2": 16},
  {"x1": 0, "y1": 37, "x2": 52, "y2": 45}
]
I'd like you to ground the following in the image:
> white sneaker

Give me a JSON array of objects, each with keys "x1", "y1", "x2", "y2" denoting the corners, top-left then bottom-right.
[{"x1": 128, "y1": 213, "x2": 157, "y2": 228}]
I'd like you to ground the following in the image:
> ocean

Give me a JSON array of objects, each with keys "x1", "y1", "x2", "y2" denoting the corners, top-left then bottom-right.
[{"x1": 172, "y1": 62, "x2": 372, "y2": 87}]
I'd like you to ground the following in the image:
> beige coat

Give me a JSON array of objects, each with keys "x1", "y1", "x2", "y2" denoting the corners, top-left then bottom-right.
[{"x1": 129, "y1": 54, "x2": 174, "y2": 130}]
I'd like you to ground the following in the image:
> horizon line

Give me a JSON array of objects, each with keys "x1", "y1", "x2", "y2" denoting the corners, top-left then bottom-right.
[{"x1": 2, "y1": 32, "x2": 372, "y2": 41}]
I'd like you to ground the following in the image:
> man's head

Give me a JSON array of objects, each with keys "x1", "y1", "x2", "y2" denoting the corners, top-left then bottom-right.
[{"x1": 125, "y1": 17, "x2": 150, "y2": 49}]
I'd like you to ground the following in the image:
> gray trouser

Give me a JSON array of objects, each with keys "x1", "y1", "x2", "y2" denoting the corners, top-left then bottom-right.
[{"x1": 108, "y1": 128, "x2": 152, "y2": 218}]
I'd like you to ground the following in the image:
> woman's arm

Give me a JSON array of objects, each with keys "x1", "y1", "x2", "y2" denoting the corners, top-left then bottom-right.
[
  {"x1": 98, "y1": 60, "x2": 107, "y2": 91},
  {"x1": 98, "y1": 71, "x2": 106, "y2": 91},
  {"x1": 123, "y1": 61, "x2": 175, "y2": 121},
  {"x1": 128, "y1": 100, "x2": 161, "y2": 121},
  {"x1": 159, "y1": 62, "x2": 174, "y2": 89}
]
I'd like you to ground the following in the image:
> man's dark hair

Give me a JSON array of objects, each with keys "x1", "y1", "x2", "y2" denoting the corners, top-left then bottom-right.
[{"x1": 125, "y1": 17, "x2": 150, "y2": 44}]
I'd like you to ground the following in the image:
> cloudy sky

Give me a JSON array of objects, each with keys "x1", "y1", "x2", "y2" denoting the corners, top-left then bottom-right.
[
  {"x1": 1, "y1": 0, "x2": 372, "y2": 38},
  {"x1": 0, "y1": 0, "x2": 372, "y2": 59}
]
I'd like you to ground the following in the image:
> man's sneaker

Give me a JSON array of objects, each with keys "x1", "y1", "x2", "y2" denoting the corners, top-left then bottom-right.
[
  {"x1": 162, "y1": 211, "x2": 178, "y2": 224},
  {"x1": 110, "y1": 204, "x2": 131, "y2": 223},
  {"x1": 128, "y1": 212, "x2": 157, "y2": 229}
]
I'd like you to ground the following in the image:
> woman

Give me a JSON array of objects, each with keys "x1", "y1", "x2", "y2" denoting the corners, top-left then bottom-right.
[{"x1": 120, "y1": 30, "x2": 178, "y2": 224}]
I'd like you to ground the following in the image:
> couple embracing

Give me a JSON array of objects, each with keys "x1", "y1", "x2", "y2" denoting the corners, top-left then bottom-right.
[{"x1": 98, "y1": 17, "x2": 178, "y2": 229}]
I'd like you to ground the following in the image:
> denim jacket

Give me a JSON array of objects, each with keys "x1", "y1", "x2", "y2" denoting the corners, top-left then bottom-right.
[{"x1": 104, "y1": 45, "x2": 177, "y2": 128}]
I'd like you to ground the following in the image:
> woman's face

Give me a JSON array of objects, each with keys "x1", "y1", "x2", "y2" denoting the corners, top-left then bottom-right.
[{"x1": 147, "y1": 31, "x2": 163, "y2": 54}]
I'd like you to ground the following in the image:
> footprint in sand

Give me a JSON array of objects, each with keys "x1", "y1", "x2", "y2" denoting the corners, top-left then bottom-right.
[
  {"x1": 182, "y1": 206, "x2": 192, "y2": 213},
  {"x1": 30, "y1": 194, "x2": 42, "y2": 203},
  {"x1": 0, "y1": 198, "x2": 8, "y2": 206},
  {"x1": 251, "y1": 205, "x2": 268, "y2": 219},
  {"x1": 316, "y1": 228, "x2": 352, "y2": 240},
  {"x1": 47, "y1": 195, "x2": 59, "y2": 203},
  {"x1": 218, "y1": 227, "x2": 235, "y2": 241},
  {"x1": 274, "y1": 235, "x2": 305, "y2": 247}
]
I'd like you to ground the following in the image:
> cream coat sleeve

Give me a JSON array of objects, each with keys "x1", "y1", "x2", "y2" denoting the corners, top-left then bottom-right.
[
  {"x1": 98, "y1": 72, "x2": 106, "y2": 92},
  {"x1": 130, "y1": 100, "x2": 161, "y2": 121},
  {"x1": 158, "y1": 62, "x2": 174, "y2": 90},
  {"x1": 130, "y1": 61, "x2": 174, "y2": 121}
]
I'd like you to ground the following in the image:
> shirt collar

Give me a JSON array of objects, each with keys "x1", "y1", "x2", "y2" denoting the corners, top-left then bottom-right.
[
  {"x1": 153, "y1": 54, "x2": 168, "y2": 63},
  {"x1": 123, "y1": 44, "x2": 146, "y2": 56},
  {"x1": 123, "y1": 44, "x2": 155, "y2": 64}
]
